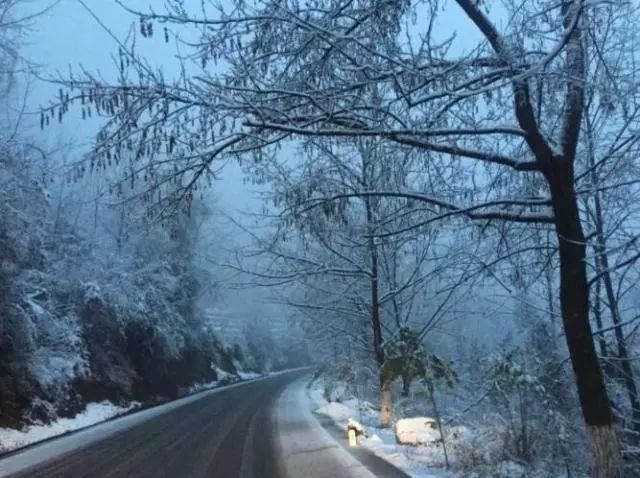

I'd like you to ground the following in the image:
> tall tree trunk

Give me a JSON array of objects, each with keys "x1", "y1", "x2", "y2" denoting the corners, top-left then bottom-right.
[
  {"x1": 456, "y1": 1, "x2": 619, "y2": 473},
  {"x1": 548, "y1": 162, "x2": 619, "y2": 478},
  {"x1": 365, "y1": 196, "x2": 391, "y2": 427},
  {"x1": 542, "y1": 4, "x2": 620, "y2": 472}
]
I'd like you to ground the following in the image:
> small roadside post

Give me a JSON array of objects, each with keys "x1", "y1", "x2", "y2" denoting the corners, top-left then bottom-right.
[
  {"x1": 348, "y1": 426, "x2": 357, "y2": 447},
  {"x1": 346, "y1": 418, "x2": 364, "y2": 447}
]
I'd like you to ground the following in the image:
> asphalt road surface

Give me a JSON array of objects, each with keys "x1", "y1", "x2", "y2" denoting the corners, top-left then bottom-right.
[{"x1": 0, "y1": 370, "x2": 409, "y2": 478}]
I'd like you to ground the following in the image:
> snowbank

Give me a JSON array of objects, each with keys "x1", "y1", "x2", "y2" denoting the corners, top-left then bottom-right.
[
  {"x1": 0, "y1": 401, "x2": 137, "y2": 453},
  {"x1": 395, "y1": 417, "x2": 441, "y2": 446},
  {"x1": 238, "y1": 371, "x2": 261, "y2": 380}
]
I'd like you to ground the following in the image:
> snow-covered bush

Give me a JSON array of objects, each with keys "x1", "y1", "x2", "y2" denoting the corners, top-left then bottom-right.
[
  {"x1": 0, "y1": 147, "x2": 87, "y2": 426},
  {"x1": 382, "y1": 327, "x2": 427, "y2": 397},
  {"x1": 0, "y1": 145, "x2": 243, "y2": 429},
  {"x1": 317, "y1": 362, "x2": 358, "y2": 403},
  {"x1": 448, "y1": 320, "x2": 588, "y2": 476},
  {"x1": 448, "y1": 426, "x2": 506, "y2": 472}
]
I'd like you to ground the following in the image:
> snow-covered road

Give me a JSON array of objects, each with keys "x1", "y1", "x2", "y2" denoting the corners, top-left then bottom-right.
[{"x1": 0, "y1": 370, "x2": 407, "y2": 477}]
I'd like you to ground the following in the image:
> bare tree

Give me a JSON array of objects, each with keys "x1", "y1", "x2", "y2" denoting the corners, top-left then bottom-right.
[{"x1": 229, "y1": 138, "x2": 461, "y2": 427}]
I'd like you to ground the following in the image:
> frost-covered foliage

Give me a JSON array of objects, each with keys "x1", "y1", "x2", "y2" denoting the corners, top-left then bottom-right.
[
  {"x1": 383, "y1": 328, "x2": 428, "y2": 397},
  {"x1": 314, "y1": 363, "x2": 359, "y2": 403},
  {"x1": 0, "y1": 144, "x2": 244, "y2": 429}
]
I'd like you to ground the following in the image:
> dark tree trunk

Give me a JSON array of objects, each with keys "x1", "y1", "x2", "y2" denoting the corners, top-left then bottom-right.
[
  {"x1": 454, "y1": 1, "x2": 619, "y2": 473},
  {"x1": 365, "y1": 196, "x2": 391, "y2": 427},
  {"x1": 401, "y1": 375, "x2": 411, "y2": 397},
  {"x1": 547, "y1": 161, "x2": 619, "y2": 478}
]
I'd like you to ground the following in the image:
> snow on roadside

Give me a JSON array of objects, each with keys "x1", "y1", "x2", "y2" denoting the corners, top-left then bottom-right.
[
  {"x1": 187, "y1": 379, "x2": 221, "y2": 394},
  {"x1": 361, "y1": 428, "x2": 451, "y2": 478},
  {"x1": 1, "y1": 367, "x2": 266, "y2": 455},
  {"x1": 309, "y1": 381, "x2": 451, "y2": 478},
  {"x1": 212, "y1": 365, "x2": 262, "y2": 382},
  {"x1": 238, "y1": 371, "x2": 261, "y2": 380},
  {"x1": 0, "y1": 401, "x2": 138, "y2": 453}
]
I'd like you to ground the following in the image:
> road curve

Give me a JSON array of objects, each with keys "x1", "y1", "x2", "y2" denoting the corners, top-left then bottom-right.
[{"x1": 1, "y1": 370, "x2": 409, "y2": 478}]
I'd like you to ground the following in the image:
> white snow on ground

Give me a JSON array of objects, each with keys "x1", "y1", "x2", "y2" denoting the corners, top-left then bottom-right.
[
  {"x1": 0, "y1": 401, "x2": 137, "y2": 453},
  {"x1": 309, "y1": 383, "x2": 450, "y2": 478},
  {"x1": 237, "y1": 371, "x2": 261, "y2": 380},
  {"x1": 213, "y1": 365, "x2": 262, "y2": 382},
  {"x1": 309, "y1": 383, "x2": 547, "y2": 478}
]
